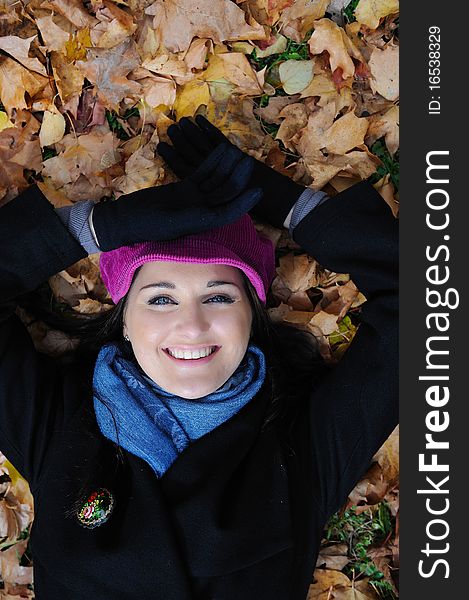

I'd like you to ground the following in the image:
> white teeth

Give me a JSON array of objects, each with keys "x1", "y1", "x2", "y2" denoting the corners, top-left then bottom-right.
[{"x1": 167, "y1": 346, "x2": 216, "y2": 360}]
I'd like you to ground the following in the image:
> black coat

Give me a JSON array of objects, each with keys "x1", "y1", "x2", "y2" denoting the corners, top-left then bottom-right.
[{"x1": 0, "y1": 182, "x2": 398, "y2": 599}]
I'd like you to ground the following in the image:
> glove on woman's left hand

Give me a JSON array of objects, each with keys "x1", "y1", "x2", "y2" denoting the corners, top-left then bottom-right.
[
  {"x1": 156, "y1": 115, "x2": 305, "y2": 229},
  {"x1": 92, "y1": 142, "x2": 263, "y2": 251}
]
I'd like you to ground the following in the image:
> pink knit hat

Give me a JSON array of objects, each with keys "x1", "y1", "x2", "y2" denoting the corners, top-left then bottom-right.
[{"x1": 99, "y1": 214, "x2": 276, "y2": 305}]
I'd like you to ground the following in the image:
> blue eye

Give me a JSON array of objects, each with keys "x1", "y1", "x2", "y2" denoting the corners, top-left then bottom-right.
[{"x1": 148, "y1": 295, "x2": 234, "y2": 305}]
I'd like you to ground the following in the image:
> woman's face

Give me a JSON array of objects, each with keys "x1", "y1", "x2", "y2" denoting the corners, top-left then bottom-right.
[{"x1": 123, "y1": 261, "x2": 254, "y2": 399}]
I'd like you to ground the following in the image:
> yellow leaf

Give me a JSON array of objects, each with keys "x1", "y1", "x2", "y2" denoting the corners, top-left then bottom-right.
[
  {"x1": 65, "y1": 28, "x2": 92, "y2": 62},
  {"x1": 279, "y1": 59, "x2": 314, "y2": 94},
  {"x1": 254, "y1": 34, "x2": 288, "y2": 58},
  {"x1": 0, "y1": 111, "x2": 14, "y2": 132},
  {"x1": 39, "y1": 108, "x2": 66, "y2": 147},
  {"x1": 174, "y1": 79, "x2": 210, "y2": 119},
  {"x1": 355, "y1": 0, "x2": 400, "y2": 29}
]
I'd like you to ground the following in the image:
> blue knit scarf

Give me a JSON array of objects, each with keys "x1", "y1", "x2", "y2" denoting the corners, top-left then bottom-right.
[{"x1": 92, "y1": 342, "x2": 267, "y2": 477}]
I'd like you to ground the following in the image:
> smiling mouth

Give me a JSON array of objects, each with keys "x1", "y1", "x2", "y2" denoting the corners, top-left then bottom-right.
[{"x1": 163, "y1": 346, "x2": 220, "y2": 361}]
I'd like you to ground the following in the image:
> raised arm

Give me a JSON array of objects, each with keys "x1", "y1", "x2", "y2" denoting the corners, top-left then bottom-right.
[{"x1": 291, "y1": 181, "x2": 398, "y2": 518}]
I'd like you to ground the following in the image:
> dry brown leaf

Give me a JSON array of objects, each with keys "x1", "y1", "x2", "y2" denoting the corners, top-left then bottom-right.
[
  {"x1": 319, "y1": 281, "x2": 359, "y2": 320},
  {"x1": 0, "y1": 112, "x2": 41, "y2": 202},
  {"x1": 355, "y1": 0, "x2": 400, "y2": 29},
  {"x1": 373, "y1": 174, "x2": 399, "y2": 217},
  {"x1": 50, "y1": 50, "x2": 85, "y2": 104},
  {"x1": 368, "y1": 43, "x2": 399, "y2": 101},
  {"x1": 145, "y1": 0, "x2": 267, "y2": 53},
  {"x1": 275, "y1": 103, "x2": 309, "y2": 151},
  {"x1": 42, "y1": 127, "x2": 120, "y2": 190},
  {"x1": 183, "y1": 37, "x2": 213, "y2": 70},
  {"x1": 91, "y1": 0, "x2": 137, "y2": 48},
  {"x1": 301, "y1": 146, "x2": 381, "y2": 189},
  {"x1": 278, "y1": 0, "x2": 329, "y2": 42},
  {"x1": 112, "y1": 143, "x2": 164, "y2": 196},
  {"x1": 366, "y1": 104, "x2": 399, "y2": 156},
  {"x1": 135, "y1": 71, "x2": 177, "y2": 111},
  {"x1": 203, "y1": 53, "x2": 263, "y2": 95},
  {"x1": 316, "y1": 543, "x2": 350, "y2": 571},
  {"x1": 309, "y1": 18, "x2": 363, "y2": 80},
  {"x1": 308, "y1": 569, "x2": 378, "y2": 600},
  {"x1": 253, "y1": 94, "x2": 301, "y2": 124},
  {"x1": 40, "y1": 0, "x2": 98, "y2": 29},
  {"x1": 0, "y1": 56, "x2": 49, "y2": 116},
  {"x1": 323, "y1": 111, "x2": 369, "y2": 155},
  {"x1": 35, "y1": 15, "x2": 70, "y2": 52},
  {"x1": 0, "y1": 35, "x2": 47, "y2": 76},
  {"x1": 142, "y1": 51, "x2": 193, "y2": 86},
  {"x1": 277, "y1": 252, "x2": 321, "y2": 291},
  {"x1": 76, "y1": 39, "x2": 142, "y2": 109},
  {"x1": 309, "y1": 310, "x2": 339, "y2": 336}
]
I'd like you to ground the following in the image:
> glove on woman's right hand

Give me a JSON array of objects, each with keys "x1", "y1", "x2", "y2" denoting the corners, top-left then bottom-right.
[{"x1": 92, "y1": 142, "x2": 263, "y2": 252}]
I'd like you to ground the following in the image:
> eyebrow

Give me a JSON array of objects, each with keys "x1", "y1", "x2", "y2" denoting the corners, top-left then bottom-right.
[{"x1": 139, "y1": 281, "x2": 240, "y2": 292}]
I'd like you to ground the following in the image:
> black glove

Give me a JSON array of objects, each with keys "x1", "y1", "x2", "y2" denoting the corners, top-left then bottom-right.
[
  {"x1": 92, "y1": 142, "x2": 263, "y2": 251},
  {"x1": 156, "y1": 115, "x2": 305, "y2": 229}
]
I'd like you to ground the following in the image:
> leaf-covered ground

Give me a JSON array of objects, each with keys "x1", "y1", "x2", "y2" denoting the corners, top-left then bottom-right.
[{"x1": 0, "y1": 0, "x2": 399, "y2": 597}]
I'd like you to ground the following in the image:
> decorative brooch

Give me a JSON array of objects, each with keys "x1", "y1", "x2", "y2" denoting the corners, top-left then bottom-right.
[{"x1": 76, "y1": 487, "x2": 115, "y2": 529}]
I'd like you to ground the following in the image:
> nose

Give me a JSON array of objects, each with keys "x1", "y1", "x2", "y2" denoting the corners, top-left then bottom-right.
[{"x1": 173, "y1": 301, "x2": 211, "y2": 338}]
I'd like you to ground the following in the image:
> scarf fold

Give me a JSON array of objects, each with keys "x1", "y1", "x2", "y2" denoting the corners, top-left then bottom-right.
[{"x1": 93, "y1": 342, "x2": 267, "y2": 477}]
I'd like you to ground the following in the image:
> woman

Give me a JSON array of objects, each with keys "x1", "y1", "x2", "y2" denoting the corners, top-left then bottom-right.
[{"x1": 0, "y1": 117, "x2": 398, "y2": 599}]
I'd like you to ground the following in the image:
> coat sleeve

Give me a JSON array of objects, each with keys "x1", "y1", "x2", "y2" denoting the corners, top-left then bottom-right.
[
  {"x1": 0, "y1": 186, "x2": 88, "y2": 488},
  {"x1": 290, "y1": 181, "x2": 398, "y2": 518}
]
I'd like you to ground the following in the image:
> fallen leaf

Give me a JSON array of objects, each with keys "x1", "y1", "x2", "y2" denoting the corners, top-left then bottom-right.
[
  {"x1": 316, "y1": 543, "x2": 350, "y2": 570},
  {"x1": 0, "y1": 35, "x2": 47, "y2": 76},
  {"x1": 40, "y1": 0, "x2": 98, "y2": 29},
  {"x1": 368, "y1": 43, "x2": 399, "y2": 101},
  {"x1": 366, "y1": 105, "x2": 399, "y2": 156},
  {"x1": 323, "y1": 111, "x2": 369, "y2": 154},
  {"x1": 39, "y1": 107, "x2": 66, "y2": 147},
  {"x1": 91, "y1": 0, "x2": 137, "y2": 48},
  {"x1": 42, "y1": 127, "x2": 120, "y2": 189},
  {"x1": 276, "y1": 103, "x2": 309, "y2": 150},
  {"x1": 278, "y1": 0, "x2": 329, "y2": 41},
  {"x1": 355, "y1": 0, "x2": 400, "y2": 29},
  {"x1": 36, "y1": 15, "x2": 70, "y2": 52},
  {"x1": 50, "y1": 50, "x2": 85, "y2": 104},
  {"x1": 76, "y1": 39, "x2": 142, "y2": 109},
  {"x1": 277, "y1": 252, "x2": 321, "y2": 291},
  {"x1": 0, "y1": 111, "x2": 14, "y2": 132},
  {"x1": 183, "y1": 37, "x2": 214, "y2": 71},
  {"x1": 373, "y1": 174, "x2": 399, "y2": 217},
  {"x1": 254, "y1": 33, "x2": 288, "y2": 58},
  {"x1": 174, "y1": 79, "x2": 211, "y2": 119},
  {"x1": 309, "y1": 18, "x2": 363, "y2": 80},
  {"x1": 253, "y1": 94, "x2": 301, "y2": 124},
  {"x1": 279, "y1": 59, "x2": 314, "y2": 94},
  {"x1": 145, "y1": 0, "x2": 267, "y2": 53},
  {"x1": 203, "y1": 53, "x2": 263, "y2": 95},
  {"x1": 0, "y1": 56, "x2": 49, "y2": 116},
  {"x1": 112, "y1": 143, "x2": 164, "y2": 196}
]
